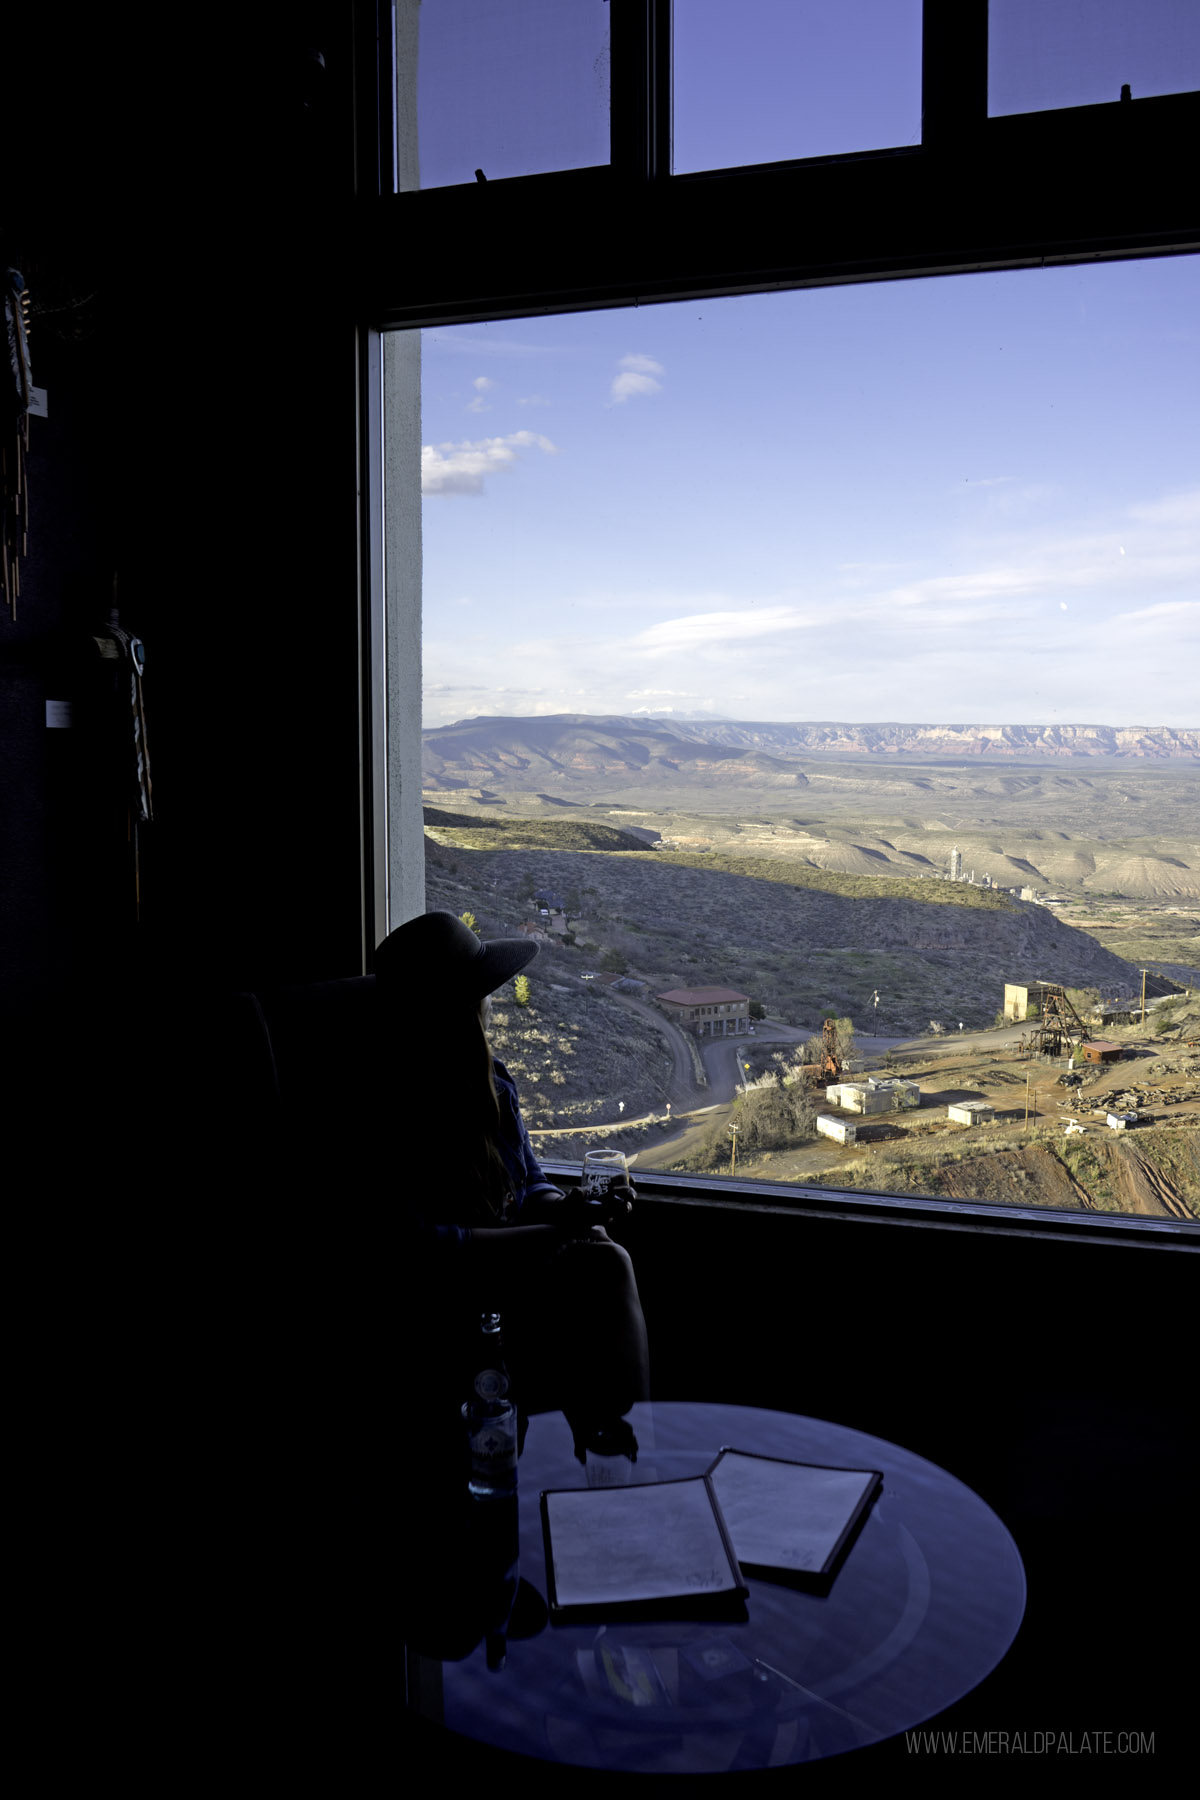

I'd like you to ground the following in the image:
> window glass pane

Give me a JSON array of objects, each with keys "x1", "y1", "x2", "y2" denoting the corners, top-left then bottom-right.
[
  {"x1": 398, "y1": 0, "x2": 610, "y2": 192},
  {"x1": 989, "y1": 0, "x2": 1200, "y2": 117},
  {"x1": 402, "y1": 256, "x2": 1200, "y2": 1222},
  {"x1": 672, "y1": 0, "x2": 922, "y2": 172}
]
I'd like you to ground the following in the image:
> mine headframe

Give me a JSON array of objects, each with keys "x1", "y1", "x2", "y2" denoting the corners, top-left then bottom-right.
[
  {"x1": 800, "y1": 1017, "x2": 844, "y2": 1087},
  {"x1": 1028, "y1": 981, "x2": 1089, "y2": 1058},
  {"x1": 820, "y1": 1016, "x2": 842, "y2": 1081}
]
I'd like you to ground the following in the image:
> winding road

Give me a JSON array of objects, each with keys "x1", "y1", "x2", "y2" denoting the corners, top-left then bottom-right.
[{"x1": 527, "y1": 1003, "x2": 1041, "y2": 1169}]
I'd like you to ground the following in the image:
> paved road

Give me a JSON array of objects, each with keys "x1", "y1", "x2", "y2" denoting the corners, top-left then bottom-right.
[
  {"x1": 527, "y1": 1011, "x2": 805, "y2": 1146},
  {"x1": 528, "y1": 1009, "x2": 1037, "y2": 1156},
  {"x1": 857, "y1": 1022, "x2": 1033, "y2": 1059},
  {"x1": 602, "y1": 990, "x2": 706, "y2": 1108}
]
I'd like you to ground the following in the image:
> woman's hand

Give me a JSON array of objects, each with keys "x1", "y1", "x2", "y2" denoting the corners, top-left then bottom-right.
[
  {"x1": 600, "y1": 1181, "x2": 636, "y2": 1225},
  {"x1": 521, "y1": 1182, "x2": 636, "y2": 1240},
  {"x1": 569, "y1": 1180, "x2": 636, "y2": 1233}
]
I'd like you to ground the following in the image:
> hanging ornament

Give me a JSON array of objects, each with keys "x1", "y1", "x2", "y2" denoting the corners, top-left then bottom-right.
[{"x1": 3, "y1": 267, "x2": 34, "y2": 620}]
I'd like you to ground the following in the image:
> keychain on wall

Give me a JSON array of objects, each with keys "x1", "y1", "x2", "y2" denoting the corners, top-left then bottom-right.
[
  {"x1": 93, "y1": 595, "x2": 154, "y2": 921},
  {"x1": 2, "y1": 267, "x2": 33, "y2": 620}
]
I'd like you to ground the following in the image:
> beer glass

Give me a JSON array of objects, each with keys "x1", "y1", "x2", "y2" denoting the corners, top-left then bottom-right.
[{"x1": 581, "y1": 1147, "x2": 628, "y2": 1200}]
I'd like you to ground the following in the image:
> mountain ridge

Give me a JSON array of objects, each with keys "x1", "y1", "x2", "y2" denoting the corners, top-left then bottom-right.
[{"x1": 424, "y1": 715, "x2": 1200, "y2": 797}]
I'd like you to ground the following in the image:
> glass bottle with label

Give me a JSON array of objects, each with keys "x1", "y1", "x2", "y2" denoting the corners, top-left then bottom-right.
[{"x1": 463, "y1": 1312, "x2": 518, "y2": 1499}]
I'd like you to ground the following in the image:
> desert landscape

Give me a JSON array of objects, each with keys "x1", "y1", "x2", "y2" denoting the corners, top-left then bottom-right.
[{"x1": 421, "y1": 714, "x2": 1199, "y2": 1219}]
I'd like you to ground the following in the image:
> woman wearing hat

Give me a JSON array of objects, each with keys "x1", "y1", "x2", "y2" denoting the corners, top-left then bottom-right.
[{"x1": 381, "y1": 911, "x2": 650, "y2": 1433}]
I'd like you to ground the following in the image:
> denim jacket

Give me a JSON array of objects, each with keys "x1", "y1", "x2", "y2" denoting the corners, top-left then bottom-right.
[{"x1": 407, "y1": 1058, "x2": 559, "y2": 1255}]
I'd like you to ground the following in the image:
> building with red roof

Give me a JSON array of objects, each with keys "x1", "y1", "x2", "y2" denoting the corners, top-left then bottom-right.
[{"x1": 656, "y1": 986, "x2": 750, "y2": 1037}]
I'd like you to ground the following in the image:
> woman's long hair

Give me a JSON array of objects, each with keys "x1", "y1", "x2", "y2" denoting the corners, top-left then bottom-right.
[{"x1": 397, "y1": 993, "x2": 512, "y2": 1227}]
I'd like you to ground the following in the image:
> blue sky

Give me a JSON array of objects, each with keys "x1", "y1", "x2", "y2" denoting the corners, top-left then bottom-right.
[
  {"x1": 414, "y1": 2, "x2": 1200, "y2": 189},
  {"x1": 419, "y1": 253, "x2": 1198, "y2": 730}
]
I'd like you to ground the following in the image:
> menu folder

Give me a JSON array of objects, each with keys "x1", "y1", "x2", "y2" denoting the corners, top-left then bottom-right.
[
  {"x1": 704, "y1": 1448, "x2": 882, "y2": 1590},
  {"x1": 540, "y1": 1474, "x2": 749, "y2": 1621}
]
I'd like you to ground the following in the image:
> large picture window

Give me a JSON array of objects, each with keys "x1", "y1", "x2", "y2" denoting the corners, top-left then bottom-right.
[
  {"x1": 372, "y1": 1, "x2": 1199, "y2": 1231},
  {"x1": 388, "y1": 255, "x2": 1199, "y2": 1223}
]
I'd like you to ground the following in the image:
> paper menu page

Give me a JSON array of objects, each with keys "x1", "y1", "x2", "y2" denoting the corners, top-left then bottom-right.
[
  {"x1": 544, "y1": 1478, "x2": 741, "y2": 1609},
  {"x1": 707, "y1": 1452, "x2": 879, "y2": 1573}
]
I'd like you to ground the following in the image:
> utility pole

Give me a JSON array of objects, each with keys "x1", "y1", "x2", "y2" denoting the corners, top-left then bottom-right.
[
  {"x1": 728, "y1": 1123, "x2": 739, "y2": 1177},
  {"x1": 1140, "y1": 968, "x2": 1148, "y2": 1025}
]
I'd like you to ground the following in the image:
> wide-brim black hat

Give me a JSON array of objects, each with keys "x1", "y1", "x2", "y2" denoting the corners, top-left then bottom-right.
[{"x1": 374, "y1": 910, "x2": 538, "y2": 998}]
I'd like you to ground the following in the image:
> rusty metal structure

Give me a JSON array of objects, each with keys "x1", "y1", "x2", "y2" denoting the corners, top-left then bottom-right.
[
  {"x1": 1027, "y1": 982, "x2": 1089, "y2": 1058},
  {"x1": 820, "y1": 1017, "x2": 844, "y2": 1081},
  {"x1": 801, "y1": 1017, "x2": 845, "y2": 1087}
]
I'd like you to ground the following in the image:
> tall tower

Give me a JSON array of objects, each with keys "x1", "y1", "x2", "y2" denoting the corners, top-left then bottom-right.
[{"x1": 949, "y1": 845, "x2": 962, "y2": 881}]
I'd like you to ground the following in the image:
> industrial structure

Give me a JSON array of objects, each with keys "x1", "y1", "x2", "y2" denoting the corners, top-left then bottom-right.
[
  {"x1": 1003, "y1": 980, "x2": 1090, "y2": 1055},
  {"x1": 1025, "y1": 983, "x2": 1090, "y2": 1057},
  {"x1": 801, "y1": 1016, "x2": 847, "y2": 1086}
]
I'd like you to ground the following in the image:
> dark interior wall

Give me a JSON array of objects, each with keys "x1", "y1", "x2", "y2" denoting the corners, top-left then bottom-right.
[{"x1": 2, "y1": 5, "x2": 366, "y2": 1028}]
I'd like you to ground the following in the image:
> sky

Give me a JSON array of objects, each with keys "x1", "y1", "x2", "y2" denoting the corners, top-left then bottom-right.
[
  {"x1": 413, "y1": 5, "x2": 1199, "y2": 733},
  {"x1": 414, "y1": 2, "x2": 1200, "y2": 189}
]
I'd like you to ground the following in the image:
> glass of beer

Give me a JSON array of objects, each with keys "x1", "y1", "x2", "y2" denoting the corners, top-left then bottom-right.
[{"x1": 581, "y1": 1147, "x2": 628, "y2": 1200}]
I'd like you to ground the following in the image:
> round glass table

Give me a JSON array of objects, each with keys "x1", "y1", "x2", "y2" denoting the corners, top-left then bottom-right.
[{"x1": 403, "y1": 1402, "x2": 1026, "y2": 1774}]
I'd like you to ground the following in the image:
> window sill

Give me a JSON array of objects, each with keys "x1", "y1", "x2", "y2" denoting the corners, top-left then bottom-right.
[{"x1": 541, "y1": 1161, "x2": 1198, "y2": 1248}]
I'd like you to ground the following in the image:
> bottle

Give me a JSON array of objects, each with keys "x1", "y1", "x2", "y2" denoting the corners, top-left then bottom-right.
[{"x1": 463, "y1": 1312, "x2": 518, "y2": 1499}]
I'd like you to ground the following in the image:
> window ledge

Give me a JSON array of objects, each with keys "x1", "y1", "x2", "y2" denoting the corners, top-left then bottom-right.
[{"x1": 541, "y1": 1161, "x2": 1199, "y2": 1248}]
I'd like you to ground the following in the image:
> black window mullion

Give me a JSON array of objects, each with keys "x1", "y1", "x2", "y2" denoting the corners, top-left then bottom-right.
[
  {"x1": 922, "y1": 0, "x2": 988, "y2": 148},
  {"x1": 610, "y1": 0, "x2": 673, "y2": 180},
  {"x1": 353, "y1": 0, "x2": 396, "y2": 199}
]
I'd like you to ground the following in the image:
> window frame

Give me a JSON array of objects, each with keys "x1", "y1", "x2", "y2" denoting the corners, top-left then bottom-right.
[
  {"x1": 359, "y1": 0, "x2": 1198, "y2": 326},
  {"x1": 356, "y1": 0, "x2": 1200, "y2": 1244}
]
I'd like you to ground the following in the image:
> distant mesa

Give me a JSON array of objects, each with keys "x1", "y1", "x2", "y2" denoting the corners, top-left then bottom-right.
[
  {"x1": 420, "y1": 713, "x2": 1200, "y2": 901},
  {"x1": 423, "y1": 714, "x2": 1200, "y2": 800}
]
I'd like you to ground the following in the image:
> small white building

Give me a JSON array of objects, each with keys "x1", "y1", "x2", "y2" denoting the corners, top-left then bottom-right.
[
  {"x1": 827, "y1": 1078, "x2": 920, "y2": 1115},
  {"x1": 948, "y1": 1101, "x2": 995, "y2": 1125},
  {"x1": 817, "y1": 1114, "x2": 857, "y2": 1144},
  {"x1": 1107, "y1": 1112, "x2": 1137, "y2": 1131}
]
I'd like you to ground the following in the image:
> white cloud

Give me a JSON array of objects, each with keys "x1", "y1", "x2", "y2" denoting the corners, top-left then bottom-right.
[
  {"x1": 466, "y1": 374, "x2": 495, "y2": 413},
  {"x1": 1128, "y1": 488, "x2": 1200, "y2": 525},
  {"x1": 632, "y1": 606, "x2": 814, "y2": 653},
  {"x1": 518, "y1": 394, "x2": 550, "y2": 406},
  {"x1": 1111, "y1": 599, "x2": 1200, "y2": 628},
  {"x1": 611, "y1": 372, "x2": 662, "y2": 403},
  {"x1": 610, "y1": 352, "x2": 664, "y2": 404},
  {"x1": 422, "y1": 478, "x2": 1200, "y2": 727},
  {"x1": 422, "y1": 431, "x2": 559, "y2": 496}
]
